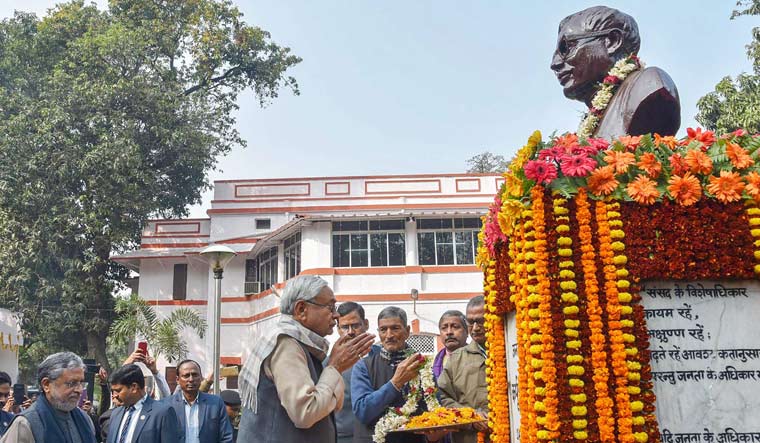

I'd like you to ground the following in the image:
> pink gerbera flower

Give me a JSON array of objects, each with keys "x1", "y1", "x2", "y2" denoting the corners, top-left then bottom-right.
[
  {"x1": 523, "y1": 159, "x2": 558, "y2": 184},
  {"x1": 560, "y1": 154, "x2": 597, "y2": 177}
]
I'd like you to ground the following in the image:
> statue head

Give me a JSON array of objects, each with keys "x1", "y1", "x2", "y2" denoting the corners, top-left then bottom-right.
[{"x1": 550, "y1": 6, "x2": 641, "y2": 105}]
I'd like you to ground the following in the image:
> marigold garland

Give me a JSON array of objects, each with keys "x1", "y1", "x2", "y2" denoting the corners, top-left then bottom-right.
[
  {"x1": 478, "y1": 127, "x2": 760, "y2": 443},
  {"x1": 484, "y1": 257, "x2": 510, "y2": 443},
  {"x1": 596, "y1": 202, "x2": 634, "y2": 443},
  {"x1": 553, "y1": 195, "x2": 589, "y2": 441},
  {"x1": 530, "y1": 186, "x2": 560, "y2": 441},
  {"x1": 576, "y1": 191, "x2": 615, "y2": 442}
]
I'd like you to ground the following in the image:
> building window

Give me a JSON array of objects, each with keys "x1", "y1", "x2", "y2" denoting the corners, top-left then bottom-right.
[
  {"x1": 332, "y1": 220, "x2": 406, "y2": 267},
  {"x1": 244, "y1": 247, "x2": 278, "y2": 294},
  {"x1": 255, "y1": 219, "x2": 271, "y2": 230},
  {"x1": 284, "y1": 232, "x2": 301, "y2": 279},
  {"x1": 417, "y1": 218, "x2": 481, "y2": 265},
  {"x1": 172, "y1": 264, "x2": 187, "y2": 300}
]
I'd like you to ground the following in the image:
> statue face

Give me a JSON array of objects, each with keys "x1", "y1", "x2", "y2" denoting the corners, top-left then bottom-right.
[{"x1": 550, "y1": 16, "x2": 615, "y2": 104}]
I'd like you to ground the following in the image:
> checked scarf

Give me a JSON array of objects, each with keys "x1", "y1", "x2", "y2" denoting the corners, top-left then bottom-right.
[{"x1": 239, "y1": 314, "x2": 330, "y2": 412}]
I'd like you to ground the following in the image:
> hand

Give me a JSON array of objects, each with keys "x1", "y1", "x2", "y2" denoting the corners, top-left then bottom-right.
[
  {"x1": 472, "y1": 421, "x2": 489, "y2": 433},
  {"x1": 97, "y1": 367, "x2": 108, "y2": 384},
  {"x1": 21, "y1": 396, "x2": 32, "y2": 410},
  {"x1": 124, "y1": 349, "x2": 146, "y2": 365},
  {"x1": 327, "y1": 332, "x2": 376, "y2": 373},
  {"x1": 2, "y1": 397, "x2": 13, "y2": 413},
  {"x1": 416, "y1": 429, "x2": 454, "y2": 442},
  {"x1": 145, "y1": 355, "x2": 158, "y2": 374},
  {"x1": 390, "y1": 353, "x2": 423, "y2": 389},
  {"x1": 81, "y1": 400, "x2": 92, "y2": 413}
]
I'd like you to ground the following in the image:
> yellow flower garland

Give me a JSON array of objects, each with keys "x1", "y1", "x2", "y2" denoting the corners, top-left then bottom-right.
[
  {"x1": 531, "y1": 187, "x2": 560, "y2": 441},
  {"x1": 747, "y1": 201, "x2": 760, "y2": 276},
  {"x1": 553, "y1": 195, "x2": 588, "y2": 440}
]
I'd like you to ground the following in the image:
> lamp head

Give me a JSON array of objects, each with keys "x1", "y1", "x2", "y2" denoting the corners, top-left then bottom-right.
[{"x1": 200, "y1": 245, "x2": 237, "y2": 272}]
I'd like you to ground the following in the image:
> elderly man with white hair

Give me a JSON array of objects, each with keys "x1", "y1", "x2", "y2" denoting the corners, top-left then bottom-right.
[
  {"x1": 1, "y1": 352, "x2": 96, "y2": 443},
  {"x1": 237, "y1": 275, "x2": 375, "y2": 443}
]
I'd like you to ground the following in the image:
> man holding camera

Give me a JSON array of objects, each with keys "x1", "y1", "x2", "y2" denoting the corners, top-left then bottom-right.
[{"x1": 0, "y1": 372, "x2": 13, "y2": 437}]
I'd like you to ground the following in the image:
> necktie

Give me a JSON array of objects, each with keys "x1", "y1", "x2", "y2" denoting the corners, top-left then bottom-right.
[{"x1": 118, "y1": 406, "x2": 136, "y2": 443}]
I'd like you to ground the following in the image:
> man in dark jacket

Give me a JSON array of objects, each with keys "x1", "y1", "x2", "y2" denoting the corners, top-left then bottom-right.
[
  {"x1": 166, "y1": 360, "x2": 233, "y2": 443},
  {"x1": 0, "y1": 352, "x2": 97, "y2": 443}
]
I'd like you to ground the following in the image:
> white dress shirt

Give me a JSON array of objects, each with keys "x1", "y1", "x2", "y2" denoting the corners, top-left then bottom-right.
[
  {"x1": 117, "y1": 393, "x2": 147, "y2": 443},
  {"x1": 183, "y1": 393, "x2": 200, "y2": 443}
]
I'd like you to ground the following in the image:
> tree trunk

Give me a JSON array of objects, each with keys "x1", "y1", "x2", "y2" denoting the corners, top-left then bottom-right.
[{"x1": 86, "y1": 326, "x2": 111, "y2": 373}]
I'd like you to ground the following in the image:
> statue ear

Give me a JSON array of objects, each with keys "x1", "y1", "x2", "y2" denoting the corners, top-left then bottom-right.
[{"x1": 605, "y1": 29, "x2": 624, "y2": 56}]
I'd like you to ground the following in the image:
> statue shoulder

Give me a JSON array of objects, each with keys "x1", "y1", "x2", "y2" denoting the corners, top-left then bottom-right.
[
  {"x1": 597, "y1": 65, "x2": 681, "y2": 139},
  {"x1": 626, "y1": 66, "x2": 678, "y2": 101}
]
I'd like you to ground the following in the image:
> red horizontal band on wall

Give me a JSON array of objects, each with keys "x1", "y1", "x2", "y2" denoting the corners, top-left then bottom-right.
[
  {"x1": 221, "y1": 307, "x2": 280, "y2": 324},
  {"x1": 207, "y1": 202, "x2": 489, "y2": 215},
  {"x1": 149, "y1": 300, "x2": 208, "y2": 306},
  {"x1": 300, "y1": 265, "x2": 479, "y2": 276},
  {"x1": 141, "y1": 242, "x2": 209, "y2": 249},
  {"x1": 221, "y1": 357, "x2": 242, "y2": 365}
]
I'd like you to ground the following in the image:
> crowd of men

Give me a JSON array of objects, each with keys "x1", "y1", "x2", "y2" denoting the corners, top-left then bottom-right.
[{"x1": 0, "y1": 275, "x2": 489, "y2": 443}]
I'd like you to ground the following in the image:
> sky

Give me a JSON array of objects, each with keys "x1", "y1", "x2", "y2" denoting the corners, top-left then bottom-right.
[{"x1": 1, "y1": 1, "x2": 756, "y2": 218}]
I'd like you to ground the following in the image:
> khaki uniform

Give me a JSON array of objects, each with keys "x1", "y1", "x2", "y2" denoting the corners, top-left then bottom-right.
[{"x1": 437, "y1": 341, "x2": 489, "y2": 443}]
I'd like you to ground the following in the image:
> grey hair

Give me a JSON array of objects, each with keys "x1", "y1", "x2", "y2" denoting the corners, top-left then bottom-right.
[
  {"x1": 467, "y1": 295, "x2": 485, "y2": 311},
  {"x1": 438, "y1": 310, "x2": 467, "y2": 329},
  {"x1": 37, "y1": 352, "x2": 85, "y2": 385},
  {"x1": 378, "y1": 306, "x2": 408, "y2": 326},
  {"x1": 560, "y1": 6, "x2": 641, "y2": 60},
  {"x1": 280, "y1": 275, "x2": 329, "y2": 315}
]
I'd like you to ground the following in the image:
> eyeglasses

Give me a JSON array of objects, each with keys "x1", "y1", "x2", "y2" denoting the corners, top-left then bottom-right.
[
  {"x1": 304, "y1": 300, "x2": 338, "y2": 314},
  {"x1": 555, "y1": 28, "x2": 622, "y2": 61},
  {"x1": 339, "y1": 322, "x2": 364, "y2": 332},
  {"x1": 61, "y1": 380, "x2": 88, "y2": 390},
  {"x1": 467, "y1": 318, "x2": 486, "y2": 327}
]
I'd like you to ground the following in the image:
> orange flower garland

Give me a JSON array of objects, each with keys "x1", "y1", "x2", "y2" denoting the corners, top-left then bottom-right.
[
  {"x1": 576, "y1": 190, "x2": 615, "y2": 442},
  {"x1": 553, "y1": 195, "x2": 589, "y2": 441},
  {"x1": 597, "y1": 202, "x2": 634, "y2": 443},
  {"x1": 530, "y1": 186, "x2": 560, "y2": 441},
  {"x1": 485, "y1": 256, "x2": 510, "y2": 443}
]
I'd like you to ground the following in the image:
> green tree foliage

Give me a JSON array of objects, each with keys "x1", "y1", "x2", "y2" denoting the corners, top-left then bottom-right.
[
  {"x1": 696, "y1": 1, "x2": 760, "y2": 133},
  {"x1": 109, "y1": 293, "x2": 207, "y2": 366},
  {"x1": 0, "y1": 0, "x2": 300, "y2": 378},
  {"x1": 466, "y1": 152, "x2": 508, "y2": 173}
]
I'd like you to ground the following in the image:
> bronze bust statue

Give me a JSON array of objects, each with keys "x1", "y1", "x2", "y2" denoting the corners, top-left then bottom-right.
[{"x1": 551, "y1": 6, "x2": 680, "y2": 139}]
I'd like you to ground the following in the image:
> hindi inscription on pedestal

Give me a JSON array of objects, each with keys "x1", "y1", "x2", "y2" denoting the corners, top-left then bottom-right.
[{"x1": 642, "y1": 280, "x2": 760, "y2": 442}]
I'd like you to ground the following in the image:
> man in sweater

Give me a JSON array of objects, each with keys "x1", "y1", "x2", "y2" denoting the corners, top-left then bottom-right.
[
  {"x1": 237, "y1": 275, "x2": 375, "y2": 443},
  {"x1": 437, "y1": 296, "x2": 489, "y2": 443}
]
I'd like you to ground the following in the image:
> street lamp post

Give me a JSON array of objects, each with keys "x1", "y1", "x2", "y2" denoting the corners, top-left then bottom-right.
[{"x1": 199, "y1": 245, "x2": 237, "y2": 395}]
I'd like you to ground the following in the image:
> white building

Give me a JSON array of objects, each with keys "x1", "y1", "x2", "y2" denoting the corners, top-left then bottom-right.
[{"x1": 111, "y1": 172, "x2": 501, "y2": 387}]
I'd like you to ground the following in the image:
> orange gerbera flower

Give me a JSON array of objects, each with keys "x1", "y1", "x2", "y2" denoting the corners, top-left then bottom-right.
[
  {"x1": 746, "y1": 171, "x2": 760, "y2": 201},
  {"x1": 726, "y1": 142, "x2": 754, "y2": 169},
  {"x1": 684, "y1": 149, "x2": 713, "y2": 175},
  {"x1": 654, "y1": 133, "x2": 679, "y2": 149},
  {"x1": 668, "y1": 173, "x2": 702, "y2": 206},
  {"x1": 707, "y1": 170, "x2": 745, "y2": 203},
  {"x1": 636, "y1": 152, "x2": 662, "y2": 178},
  {"x1": 603, "y1": 150, "x2": 636, "y2": 174},
  {"x1": 555, "y1": 132, "x2": 579, "y2": 148},
  {"x1": 626, "y1": 175, "x2": 660, "y2": 205},
  {"x1": 618, "y1": 135, "x2": 642, "y2": 151},
  {"x1": 588, "y1": 165, "x2": 619, "y2": 196},
  {"x1": 669, "y1": 153, "x2": 688, "y2": 176}
]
